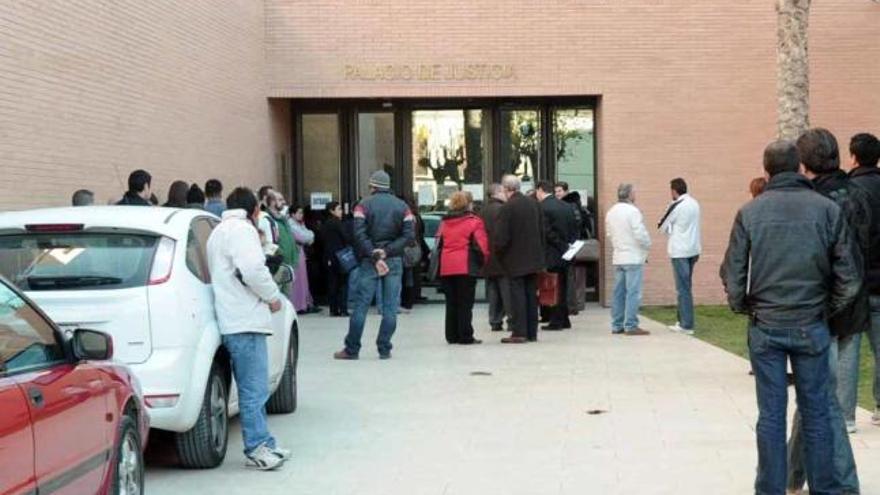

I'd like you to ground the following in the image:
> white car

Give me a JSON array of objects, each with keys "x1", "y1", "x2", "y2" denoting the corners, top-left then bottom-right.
[{"x1": 0, "y1": 206, "x2": 299, "y2": 469}]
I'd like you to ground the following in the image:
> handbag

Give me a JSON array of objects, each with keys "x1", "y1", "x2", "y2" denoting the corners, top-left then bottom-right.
[
  {"x1": 334, "y1": 247, "x2": 358, "y2": 274},
  {"x1": 537, "y1": 272, "x2": 559, "y2": 307},
  {"x1": 403, "y1": 241, "x2": 423, "y2": 268}
]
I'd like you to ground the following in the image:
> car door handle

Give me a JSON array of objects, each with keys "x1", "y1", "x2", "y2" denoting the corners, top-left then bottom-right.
[{"x1": 27, "y1": 387, "x2": 44, "y2": 408}]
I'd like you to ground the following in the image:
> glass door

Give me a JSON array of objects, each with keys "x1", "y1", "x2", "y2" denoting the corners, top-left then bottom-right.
[
  {"x1": 357, "y1": 112, "x2": 395, "y2": 200},
  {"x1": 552, "y1": 107, "x2": 596, "y2": 201},
  {"x1": 411, "y1": 109, "x2": 490, "y2": 212},
  {"x1": 301, "y1": 113, "x2": 342, "y2": 205}
]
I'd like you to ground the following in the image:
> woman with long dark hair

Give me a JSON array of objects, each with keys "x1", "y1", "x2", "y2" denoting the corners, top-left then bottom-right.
[
  {"x1": 437, "y1": 192, "x2": 489, "y2": 344},
  {"x1": 163, "y1": 180, "x2": 189, "y2": 208},
  {"x1": 320, "y1": 201, "x2": 350, "y2": 317}
]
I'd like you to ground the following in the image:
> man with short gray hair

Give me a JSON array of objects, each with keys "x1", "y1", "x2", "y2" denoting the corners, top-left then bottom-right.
[
  {"x1": 605, "y1": 183, "x2": 651, "y2": 335},
  {"x1": 71, "y1": 189, "x2": 94, "y2": 206},
  {"x1": 482, "y1": 183, "x2": 510, "y2": 331}
]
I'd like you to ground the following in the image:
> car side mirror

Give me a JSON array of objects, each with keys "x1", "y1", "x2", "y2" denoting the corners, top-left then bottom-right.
[{"x1": 72, "y1": 329, "x2": 113, "y2": 361}]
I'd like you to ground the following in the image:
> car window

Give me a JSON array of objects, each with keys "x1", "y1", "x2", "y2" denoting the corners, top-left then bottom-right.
[
  {"x1": 185, "y1": 219, "x2": 215, "y2": 284},
  {"x1": 0, "y1": 283, "x2": 64, "y2": 374},
  {"x1": 0, "y1": 233, "x2": 159, "y2": 291}
]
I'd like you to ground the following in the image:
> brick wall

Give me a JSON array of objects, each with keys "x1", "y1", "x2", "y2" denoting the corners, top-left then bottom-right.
[
  {"x1": 266, "y1": 0, "x2": 880, "y2": 305},
  {"x1": 0, "y1": 0, "x2": 288, "y2": 209}
]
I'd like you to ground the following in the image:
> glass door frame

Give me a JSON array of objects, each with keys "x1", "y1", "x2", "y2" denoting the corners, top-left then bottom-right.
[{"x1": 290, "y1": 96, "x2": 598, "y2": 207}]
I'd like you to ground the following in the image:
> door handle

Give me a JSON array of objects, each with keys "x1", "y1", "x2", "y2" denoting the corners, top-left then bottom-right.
[{"x1": 27, "y1": 387, "x2": 44, "y2": 408}]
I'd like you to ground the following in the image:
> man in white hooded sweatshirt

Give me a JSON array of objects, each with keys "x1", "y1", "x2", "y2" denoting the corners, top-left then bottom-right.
[{"x1": 207, "y1": 187, "x2": 289, "y2": 470}]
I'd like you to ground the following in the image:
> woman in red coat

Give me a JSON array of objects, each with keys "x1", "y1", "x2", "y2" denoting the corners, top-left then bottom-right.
[{"x1": 437, "y1": 191, "x2": 490, "y2": 344}]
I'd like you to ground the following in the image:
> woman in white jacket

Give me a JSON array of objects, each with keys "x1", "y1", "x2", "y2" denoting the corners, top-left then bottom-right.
[{"x1": 605, "y1": 183, "x2": 652, "y2": 335}]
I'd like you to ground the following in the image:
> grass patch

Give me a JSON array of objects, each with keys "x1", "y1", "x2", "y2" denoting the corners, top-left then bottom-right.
[{"x1": 641, "y1": 305, "x2": 877, "y2": 411}]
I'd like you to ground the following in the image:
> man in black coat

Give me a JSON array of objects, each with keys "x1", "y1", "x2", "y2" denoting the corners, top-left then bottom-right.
[
  {"x1": 116, "y1": 169, "x2": 153, "y2": 206},
  {"x1": 482, "y1": 184, "x2": 510, "y2": 331},
  {"x1": 536, "y1": 180, "x2": 579, "y2": 330},
  {"x1": 493, "y1": 175, "x2": 545, "y2": 343},
  {"x1": 847, "y1": 132, "x2": 880, "y2": 425}
]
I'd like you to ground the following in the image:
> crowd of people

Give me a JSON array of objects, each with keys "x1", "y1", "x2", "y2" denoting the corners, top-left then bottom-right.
[{"x1": 66, "y1": 129, "x2": 880, "y2": 486}]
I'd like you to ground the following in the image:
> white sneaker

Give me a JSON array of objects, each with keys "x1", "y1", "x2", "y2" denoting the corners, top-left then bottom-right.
[
  {"x1": 668, "y1": 323, "x2": 695, "y2": 336},
  {"x1": 272, "y1": 446, "x2": 292, "y2": 461},
  {"x1": 872, "y1": 407, "x2": 880, "y2": 426},
  {"x1": 846, "y1": 421, "x2": 857, "y2": 434},
  {"x1": 246, "y1": 443, "x2": 285, "y2": 470}
]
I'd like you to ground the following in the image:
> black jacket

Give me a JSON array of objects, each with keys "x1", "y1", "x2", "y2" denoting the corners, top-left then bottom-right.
[
  {"x1": 352, "y1": 190, "x2": 415, "y2": 260},
  {"x1": 849, "y1": 166, "x2": 880, "y2": 295},
  {"x1": 562, "y1": 191, "x2": 593, "y2": 239},
  {"x1": 481, "y1": 198, "x2": 506, "y2": 278},
  {"x1": 540, "y1": 196, "x2": 579, "y2": 271},
  {"x1": 813, "y1": 170, "x2": 872, "y2": 337},
  {"x1": 720, "y1": 172, "x2": 862, "y2": 328},
  {"x1": 116, "y1": 192, "x2": 151, "y2": 206},
  {"x1": 321, "y1": 216, "x2": 350, "y2": 265},
  {"x1": 493, "y1": 192, "x2": 546, "y2": 278}
]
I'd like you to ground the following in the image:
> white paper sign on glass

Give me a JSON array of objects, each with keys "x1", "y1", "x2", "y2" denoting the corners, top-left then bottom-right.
[
  {"x1": 310, "y1": 192, "x2": 333, "y2": 210},
  {"x1": 462, "y1": 184, "x2": 484, "y2": 202},
  {"x1": 417, "y1": 184, "x2": 435, "y2": 207}
]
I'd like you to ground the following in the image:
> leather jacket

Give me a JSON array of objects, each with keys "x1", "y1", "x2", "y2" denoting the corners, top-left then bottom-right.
[
  {"x1": 849, "y1": 166, "x2": 880, "y2": 295},
  {"x1": 813, "y1": 170, "x2": 872, "y2": 336},
  {"x1": 720, "y1": 172, "x2": 862, "y2": 328}
]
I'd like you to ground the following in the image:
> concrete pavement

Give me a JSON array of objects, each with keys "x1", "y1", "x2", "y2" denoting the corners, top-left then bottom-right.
[{"x1": 146, "y1": 304, "x2": 880, "y2": 494}]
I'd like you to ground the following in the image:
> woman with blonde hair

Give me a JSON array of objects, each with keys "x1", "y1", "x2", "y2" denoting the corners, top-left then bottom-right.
[{"x1": 436, "y1": 191, "x2": 490, "y2": 344}]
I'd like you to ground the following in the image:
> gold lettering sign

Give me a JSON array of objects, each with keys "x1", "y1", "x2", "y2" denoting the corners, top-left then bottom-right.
[{"x1": 344, "y1": 64, "x2": 516, "y2": 82}]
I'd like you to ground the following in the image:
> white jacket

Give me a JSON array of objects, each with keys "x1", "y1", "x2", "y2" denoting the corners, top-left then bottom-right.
[
  {"x1": 659, "y1": 193, "x2": 702, "y2": 259},
  {"x1": 207, "y1": 209, "x2": 281, "y2": 335},
  {"x1": 605, "y1": 202, "x2": 652, "y2": 266}
]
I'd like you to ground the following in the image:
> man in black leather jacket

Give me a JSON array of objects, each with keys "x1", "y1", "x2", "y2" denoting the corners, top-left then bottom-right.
[
  {"x1": 847, "y1": 132, "x2": 880, "y2": 425},
  {"x1": 720, "y1": 139, "x2": 861, "y2": 495}
]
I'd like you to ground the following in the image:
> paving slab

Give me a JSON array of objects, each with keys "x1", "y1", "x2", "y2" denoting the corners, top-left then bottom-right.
[{"x1": 145, "y1": 304, "x2": 880, "y2": 494}]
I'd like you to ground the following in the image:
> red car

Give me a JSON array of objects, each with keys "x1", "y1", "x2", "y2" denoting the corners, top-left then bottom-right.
[{"x1": 0, "y1": 276, "x2": 149, "y2": 495}]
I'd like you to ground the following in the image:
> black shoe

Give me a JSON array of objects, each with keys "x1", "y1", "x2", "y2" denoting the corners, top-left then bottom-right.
[
  {"x1": 307, "y1": 306, "x2": 323, "y2": 314},
  {"x1": 330, "y1": 310, "x2": 341, "y2": 317},
  {"x1": 460, "y1": 339, "x2": 483, "y2": 345},
  {"x1": 527, "y1": 337, "x2": 538, "y2": 342},
  {"x1": 340, "y1": 311, "x2": 350, "y2": 317},
  {"x1": 490, "y1": 326, "x2": 504, "y2": 332},
  {"x1": 542, "y1": 324, "x2": 565, "y2": 331},
  {"x1": 379, "y1": 352, "x2": 392, "y2": 360}
]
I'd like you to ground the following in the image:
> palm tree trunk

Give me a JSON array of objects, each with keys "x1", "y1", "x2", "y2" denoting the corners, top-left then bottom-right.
[{"x1": 776, "y1": 0, "x2": 811, "y2": 140}]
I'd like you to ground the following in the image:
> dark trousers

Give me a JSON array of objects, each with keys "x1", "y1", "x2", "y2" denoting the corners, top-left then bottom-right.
[
  {"x1": 509, "y1": 274, "x2": 539, "y2": 340},
  {"x1": 442, "y1": 276, "x2": 477, "y2": 344},
  {"x1": 549, "y1": 267, "x2": 571, "y2": 328},
  {"x1": 327, "y1": 267, "x2": 348, "y2": 315},
  {"x1": 487, "y1": 276, "x2": 511, "y2": 330},
  {"x1": 401, "y1": 265, "x2": 422, "y2": 309}
]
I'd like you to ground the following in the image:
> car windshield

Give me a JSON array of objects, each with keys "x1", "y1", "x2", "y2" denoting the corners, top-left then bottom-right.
[{"x1": 0, "y1": 233, "x2": 159, "y2": 291}]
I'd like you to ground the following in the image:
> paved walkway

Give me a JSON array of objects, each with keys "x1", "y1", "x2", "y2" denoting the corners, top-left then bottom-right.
[{"x1": 146, "y1": 304, "x2": 880, "y2": 494}]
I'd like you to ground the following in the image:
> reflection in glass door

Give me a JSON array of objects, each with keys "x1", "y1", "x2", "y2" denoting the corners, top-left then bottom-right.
[
  {"x1": 357, "y1": 112, "x2": 395, "y2": 199},
  {"x1": 553, "y1": 108, "x2": 595, "y2": 200},
  {"x1": 411, "y1": 109, "x2": 489, "y2": 211},
  {"x1": 499, "y1": 109, "x2": 541, "y2": 184}
]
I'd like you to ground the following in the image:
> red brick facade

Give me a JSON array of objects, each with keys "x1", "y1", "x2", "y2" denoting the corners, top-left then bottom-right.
[{"x1": 1, "y1": 1, "x2": 878, "y2": 303}]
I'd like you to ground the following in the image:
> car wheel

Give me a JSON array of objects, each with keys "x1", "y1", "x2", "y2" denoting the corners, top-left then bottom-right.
[
  {"x1": 175, "y1": 361, "x2": 229, "y2": 468},
  {"x1": 267, "y1": 322, "x2": 298, "y2": 414},
  {"x1": 111, "y1": 414, "x2": 144, "y2": 495}
]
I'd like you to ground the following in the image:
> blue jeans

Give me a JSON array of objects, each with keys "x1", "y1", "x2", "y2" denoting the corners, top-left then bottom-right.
[
  {"x1": 787, "y1": 337, "x2": 860, "y2": 493},
  {"x1": 671, "y1": 256, "x2": 698, "y2": 329},
  {"x1": 837, "y1": 333, "x2": 861, "y2": 424},
  {"x1": 344, "y1": 257, "x2": 403, "y2": 357},
  {"x1": 867, "y1": 296, "x2": 880, "y2": 408},
  {"x1": 610, "y1": 264, "x2": 643, "y2": 332},
  {"x1": 222, "y1": 333, "x2": 275, "y2": 455},
  {"x1": 749, "y1": 321, "x2": 837, "y2": 495}
]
